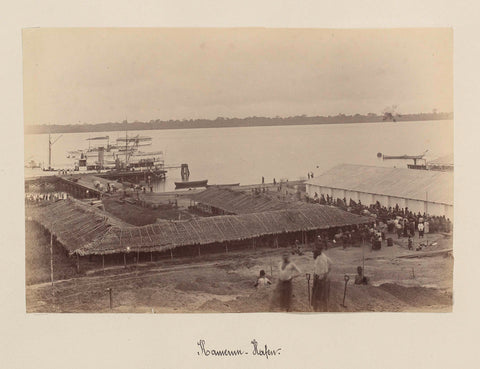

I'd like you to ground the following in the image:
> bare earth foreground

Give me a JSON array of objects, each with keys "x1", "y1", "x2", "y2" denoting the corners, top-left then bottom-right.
[{"x1": 26, "y1": 223, "x2": 453, "y2": 313}]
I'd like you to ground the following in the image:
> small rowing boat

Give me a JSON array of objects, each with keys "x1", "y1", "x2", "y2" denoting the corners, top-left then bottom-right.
[{"x1": 175, "y1": 179, "x2": 208, "y2": 189}]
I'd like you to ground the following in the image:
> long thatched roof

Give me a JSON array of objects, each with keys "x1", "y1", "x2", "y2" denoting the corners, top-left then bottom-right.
[
  {"x1": 190, "y1": 187, "x2": 312, "y2": 214},
  {"x1": 25, "y1": 198, "x2": 127, "y2": 254},
  {"x1": 26, "y1": 198, "x2": 372, "y2": 256}
]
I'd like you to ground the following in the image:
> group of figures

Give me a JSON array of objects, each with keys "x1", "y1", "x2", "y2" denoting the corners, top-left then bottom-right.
[
  {"x1": 255, "y1": 237, "x2": 332, "y2": 312},
  {"x1": 25, "y1": 191, "x2": 68, "y2": 203},
  {"x1": 310, "y1": 194, "x2": 452, "y2": 235}
]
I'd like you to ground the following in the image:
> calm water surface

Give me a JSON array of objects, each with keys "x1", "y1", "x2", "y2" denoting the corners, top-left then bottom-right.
[{"x1": 24, "y1": 120, "x2": 453, "y2": 192}]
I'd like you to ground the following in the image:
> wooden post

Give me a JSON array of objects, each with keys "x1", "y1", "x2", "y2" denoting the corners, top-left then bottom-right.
[
  {"x1": 150, "y1": 252, "x2": 153, "y2": 262},
  {"x1": 106, "y1": 288, "x2": 113, "y2": 309},
  {"x1": 76, "y1": 254, "x2": 80, "y2": 273},
  {"x1": 50, "y1": 233, "x2": 54, "y2": 290},
  {"x1": 170, "y1": 249, "x2": 173, "y2": 260},
  {"x1": 225, "y1": 243, "x2": 228, "y2": 253},
  {"x1": 198, "y1": 245, "x2": 201, "y2": 257},
  {"x1": 102, "y1": 254, "x2": 105, "y2": 272},
  {"x1": 124, "y1": 253, "x2": 127, "y2": 268}
]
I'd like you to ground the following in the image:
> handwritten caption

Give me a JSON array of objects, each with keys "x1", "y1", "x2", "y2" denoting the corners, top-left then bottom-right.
[{"x1": 197, "y1": 339, "x2": 281, "y2": 359}]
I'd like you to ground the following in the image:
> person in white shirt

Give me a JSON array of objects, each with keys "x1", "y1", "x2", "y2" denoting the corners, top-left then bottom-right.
[
  {"x1": 254, "y1": 270, "x2": 272, "y2": 288},
  {"x1": 418, "y1": 222, "x2": 425, "y2": 238},
  {"x1": 311, "y1": 247, "x2": 333, "y2": 312},
  {"x1": 275, "y1": 253, "x2": 301, "y2": 312}
]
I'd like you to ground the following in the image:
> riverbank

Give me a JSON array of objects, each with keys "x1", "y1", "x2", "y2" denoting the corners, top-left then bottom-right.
[{"x1": 25, "y1": 114, "x2": 452, "y2": 135}]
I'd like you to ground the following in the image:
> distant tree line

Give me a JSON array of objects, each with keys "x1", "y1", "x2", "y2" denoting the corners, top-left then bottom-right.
[{"x1": 25, "y1": 112, "x2": 453, "y2": 135}]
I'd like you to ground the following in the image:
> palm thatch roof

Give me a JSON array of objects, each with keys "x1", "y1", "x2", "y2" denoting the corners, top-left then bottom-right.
[
  {"x1": 26, "y1": 198, "x2": 127, "y2": 253},
  {"x1": 26, "y1": 198, "x2": 372, "y2": 256},
  {"x1": 189, "y1": 187, "x2": 312, "y2": 214}
]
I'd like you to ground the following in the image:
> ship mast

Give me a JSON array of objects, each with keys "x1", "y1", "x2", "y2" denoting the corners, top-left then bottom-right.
[
  {"x1": 48, "y1": 133, "x2": 62, "y2": 170},
  {"x1": 125, "y1": 118, "x2": 128, "y2": 167}
]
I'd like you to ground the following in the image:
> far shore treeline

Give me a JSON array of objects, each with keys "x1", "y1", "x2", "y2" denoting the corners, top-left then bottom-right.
[{"x1": 25, "y1": 112, "x2": 453, "y2": 135}]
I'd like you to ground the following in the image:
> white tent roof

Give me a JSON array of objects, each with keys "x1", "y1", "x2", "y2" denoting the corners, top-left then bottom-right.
[{"x1": 307, "y1": 164, "x2": 453, "y2": 205}]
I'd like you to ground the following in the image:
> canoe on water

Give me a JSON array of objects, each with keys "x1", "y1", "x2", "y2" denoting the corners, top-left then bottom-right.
[{"x1": 175, "y1": 180, "x2": 208, "y2": 189}]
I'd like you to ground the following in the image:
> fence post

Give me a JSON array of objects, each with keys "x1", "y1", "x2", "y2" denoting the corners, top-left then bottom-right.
[
  {"x1": 106, "y1": 288, "x2": 113, "y2": 309},
  {"x1": 50, "y1": 233, "x2": 54, "y2": 294}
]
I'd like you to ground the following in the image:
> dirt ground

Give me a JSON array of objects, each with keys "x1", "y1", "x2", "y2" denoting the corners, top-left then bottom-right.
[
  {"x1": 26, "y1": 221, "x2": 453, "y2": 313},
  {"x1": 25, "y1": 223, "x2": 80, "y2": 285}
]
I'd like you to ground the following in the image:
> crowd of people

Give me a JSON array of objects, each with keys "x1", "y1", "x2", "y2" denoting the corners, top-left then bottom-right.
[
  {"x1": 255, "y1": 192, "x2": 454, "y2": 312},
  {"x1": 310, "y1": 192, "x2": 452, "y2": 235},
  {"x1": 25, "y1": 191, "x2": 68, "y2": 204}
]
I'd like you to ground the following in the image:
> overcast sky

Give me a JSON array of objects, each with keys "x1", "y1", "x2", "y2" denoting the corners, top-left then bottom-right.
[{"x1": 23, "y1": 28, "x2": 453, "y2": 125}]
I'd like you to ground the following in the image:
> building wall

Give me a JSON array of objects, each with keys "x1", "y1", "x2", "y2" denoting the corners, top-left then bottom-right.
[
  {"x1": 407, "y1": 199, "x2": 425, "y2": 215},
  {"x1": 427, "y1": 202, "x2": 447, "y2": 217},
  {"x1": 387, "y1": 196, "x2": 405, "y2": 209},
  {"x1": 323, "y1": 187, "x2": 332, "y2": 197},
  {"x1": 345, "y1": 190, "x2": 359, "y2": 203},
  {"x1": 358, "y1": 192, "x2": 374, "y2": 205},
  {"x1": 372, "y1": 194, "x2": 389, "y2": 206},
  {"x1": 332, "y1": 188, "x2": 345, "y2": 200},
  {"x1": 445, "y1": 205, "x2": 453, "y2": 220},
  {"x1": 307, "y1": 183, "x2": 452, "y2": 217},
  {"x1": 306, "y1": 184, "x2": 317, "y2": 197}
]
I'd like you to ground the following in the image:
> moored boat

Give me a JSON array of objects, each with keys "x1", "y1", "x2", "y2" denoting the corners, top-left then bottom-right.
[
  {"x1": 175, "y1": 180, "x2": 208, "y2": 189},
  {"x1": 65, "y1": 128, "x2": 166, "y2": 179}
]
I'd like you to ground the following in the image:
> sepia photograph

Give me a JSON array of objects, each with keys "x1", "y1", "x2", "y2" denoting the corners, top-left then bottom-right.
[{"x1": 23, "y1": 28, "x2": 453, "y2": 313}]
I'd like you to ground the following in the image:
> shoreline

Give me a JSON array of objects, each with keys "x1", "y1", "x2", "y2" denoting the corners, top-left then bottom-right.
[{"x1": 25, "y1": 116, "x2": 453, "y2": 135}]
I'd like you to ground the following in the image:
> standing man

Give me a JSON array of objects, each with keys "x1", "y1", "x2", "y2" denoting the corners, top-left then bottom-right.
[
  {"x1": 403, "y1": 218, "x2": 409, "y2": 237},
  {"x1": 311, "y1": 246, "x2": 333, "y2": 312},
  {"x1": 274, "y1": 253, "x2": 301, "y2": 312},
  {"x1": 418, "y1": 221, "x2": 425, "y2": 238}
]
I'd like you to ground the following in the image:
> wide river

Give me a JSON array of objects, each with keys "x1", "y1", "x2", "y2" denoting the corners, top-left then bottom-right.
[{"x1": 24, "y1": 120, "x2": 453, "y2": 192}]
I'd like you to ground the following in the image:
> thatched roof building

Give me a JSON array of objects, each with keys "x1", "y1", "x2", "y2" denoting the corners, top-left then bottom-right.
[
  {"x1": 189, "y1": 187, "x2": 311, "y2": 215},
  {"x1": 26, "y1": 198, "x2": 372, "y2": 257}
]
